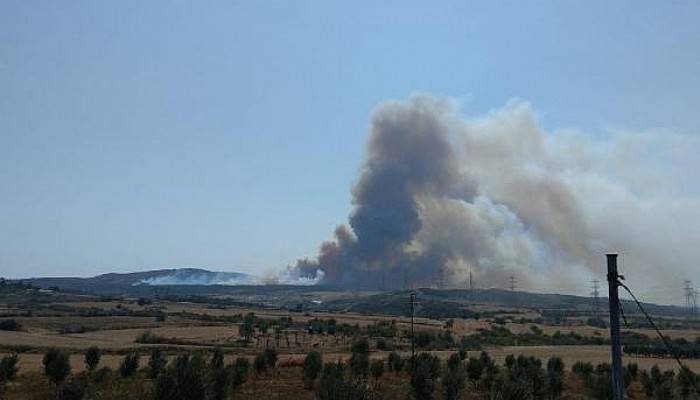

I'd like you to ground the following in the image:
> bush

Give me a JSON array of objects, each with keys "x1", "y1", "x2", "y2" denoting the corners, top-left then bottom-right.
[
  {"x1": 262, "y1": 348, "x2": 277, "y2": 368},
  {"x1": 316, "y1": 361, "x2": 379, "y2": 400},
  {"x1": 0, "y1": 353, "x2": 19, "y2": 384},
  {"x1": 230, "y1": 357, "x2": 250, "y2": 389},
  {"x1": 43, "y1": 348, "x2": 71, "y2": 385},
  {"x1": 92, "y1": 367, "x2": 111, "y2": 384},
  {"x1": 120, "y1": 352, "x2": 140, "y2": 378},
  {"x1": 546, "y1": 357, "x2": 565, "y2": 399},
  {"x1": 443, "y1": 353, "x2": 466, "y2": 400},
  {"x1": 84, "y1": 346, "x2": 101, "y2": 371},
  {"x1": 387, "y1": 352, "x2": 404, "y2": 373},
  {"x1": 148, "y1": 348, "x2": 167, "y2": 379},
  {"x1": 59, "y1": 376, "x2": 87, "y2": 400},
  {"x1": 210, "y1": 348, "x2": 224, "y2": 370},
  {"x1": 349, "y1": 352, "x2": 369, "y2": 378},
  {"x1": 410, "y1": 353, "x2": 441, "y2": 400},
  {"x1": 154, "y1": 353, "x2": 206, "y2": 400},
  {"x1": 303, "y1": 350, "x2": 323, "y2": 383},
  {"x1": 370, "y1": 359, "x2": 384, "y2": 380},
  {"x1": 376, "y1": 338, "x2": 390, "y2": 351},
  {"x1": 254, "y1": 353, "x2": 268, "y2": 374},
  {"x1": 0, "y1": 319, "x2": 21, "y2": 331}
]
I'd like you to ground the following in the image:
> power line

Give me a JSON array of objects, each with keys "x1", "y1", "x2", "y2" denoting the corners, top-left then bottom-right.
[{"x1": 618, "y1": 279, "x2": 700, "y2": 396}]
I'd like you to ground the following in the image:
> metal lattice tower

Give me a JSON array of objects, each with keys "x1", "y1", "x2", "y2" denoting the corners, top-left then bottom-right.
[
  {"x1": 509, "y1": 275, "x2": 516, "y2": 292},
  {"x1": 591, "y1": 279, "x2": 601, "y2": 317},
  {"x1": 684, "y1": 280, "x2": 695, "y2": 316}
]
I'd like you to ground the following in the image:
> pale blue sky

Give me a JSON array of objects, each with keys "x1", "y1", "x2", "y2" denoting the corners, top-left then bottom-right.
[{"x1": 1, "y1": 1, "x2": 699, "y2": 278}]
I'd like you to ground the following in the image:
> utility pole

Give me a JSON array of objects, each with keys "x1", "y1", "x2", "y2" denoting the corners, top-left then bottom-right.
[
  {"x1": 606, "y1": 253, "x2": 624, "y2": 400},
  {"x1": 591, "y1": 279, "x2": 601, "y2": 318},
  {"x1": 509, "y1": 275, "x2": 516, "y2": 292},
  {"x1": 409, "y1": 292, "x2": 419, "y2": 368},
  {"x1": 469, "y1": 268, "x2": 473, "y2": 290}
]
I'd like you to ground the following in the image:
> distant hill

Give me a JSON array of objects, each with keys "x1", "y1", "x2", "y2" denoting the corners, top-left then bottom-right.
[
  {"x1": 318, "y1": 287, "x2": 687, "y2": 318},
  {"x1": 24, "y1": 268, "x2": 256, "y2": 294}
]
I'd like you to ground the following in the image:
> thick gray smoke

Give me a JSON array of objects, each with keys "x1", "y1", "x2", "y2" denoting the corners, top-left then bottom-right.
[{"x1": 289, "y1": 95, "x2": 700, "y2": 302}]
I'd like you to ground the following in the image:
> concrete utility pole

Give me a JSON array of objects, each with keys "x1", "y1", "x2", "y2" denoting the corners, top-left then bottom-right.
[
  {"x1": 409, "y1": 292, "x2": 418, "y2": 365},
  {"x1": 606, "y1": 254, "x2": 624, "y2": 400}
]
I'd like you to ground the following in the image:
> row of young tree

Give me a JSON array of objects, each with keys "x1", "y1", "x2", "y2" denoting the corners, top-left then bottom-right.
[
  {"x1": 624, "y1": 342, "x2": 700, "y2": 359},
  {"x1": 2, "y1": 343, "x2": 700, "y2": 399}
]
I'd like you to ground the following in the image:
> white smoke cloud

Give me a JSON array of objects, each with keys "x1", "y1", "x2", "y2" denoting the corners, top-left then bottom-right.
[{"x1": 294, "y1": 94, "x2": 700, "y2": 304}]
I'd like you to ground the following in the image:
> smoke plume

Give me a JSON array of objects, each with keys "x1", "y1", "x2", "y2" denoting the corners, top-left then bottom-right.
[{"x1": 289, "y1": 95, "x2": 700, "y2": 301}]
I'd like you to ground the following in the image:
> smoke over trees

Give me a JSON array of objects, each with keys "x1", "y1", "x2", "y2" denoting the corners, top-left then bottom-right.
[{"x1": 289, "y1": 94, "x2": 700, "y2": 298}]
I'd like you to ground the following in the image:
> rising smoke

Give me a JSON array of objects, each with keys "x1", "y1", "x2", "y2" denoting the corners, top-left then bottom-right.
[{"x1": 289, "y1": 95, "x2": 700, "y2": 299}]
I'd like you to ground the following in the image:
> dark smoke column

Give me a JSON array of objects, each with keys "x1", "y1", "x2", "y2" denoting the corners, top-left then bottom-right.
[{"x1": 292, "y1": 96, "x2": 465, "y2": 289}]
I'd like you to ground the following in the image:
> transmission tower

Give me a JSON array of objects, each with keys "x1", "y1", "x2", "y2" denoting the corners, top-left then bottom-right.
[
  {"x1": 591, "y1": 279, "x2": 601, "y2": 317},
  {"x1": 509, "y1": 275, "x2": 516, "y2": 292},
  {"x1": 684, "y1": 280, "x2": 694, "y2": 316}
]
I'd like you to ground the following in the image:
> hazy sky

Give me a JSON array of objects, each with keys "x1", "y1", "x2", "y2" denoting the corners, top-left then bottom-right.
[{"x1": 2, "y1": 1, "x2": 699, "y2": 280}]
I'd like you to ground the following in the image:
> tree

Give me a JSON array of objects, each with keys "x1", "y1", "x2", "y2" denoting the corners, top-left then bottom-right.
[
  {"x1": 120, "y1": 352, "x2": 140, "y2": 378},
  {"x1": 370, "y1": 359, "x2": 384, "y2": 381},
  {"x1": 0, "y1": 353, "x2": 19, "y2": 385},
  {"x1": 210, "y1": 348, "x2": 224, "y2": 370},
  {"x1": 254, "y1": 353, "x2": 268, "y2": 374},
  {"x1": 208, "y1": 350, "x2": 229, "y2": 400},
  {"x1": 443, "y1": 353, "x2": 465, "y2": 400},
  {"x1": 546, "y1": 357, "x2": 564, "y2": 399},
  {"x1": 350, "y1": 338, "x2": 370, "y2": 378},
  {"x1": 410, "y1": 353, "x2": 441, "y2": 400},
  {"x1": 43, "y1": 348, "x2": 71, "y2": 385},
  {"x1": 153, "y1": 353, "x2": 206, "y2": 400},
  {"x1": 387, "y1": 352, "x2": 404, "y2": 374},
  {"x1": 148, "y1": 348, "x2": 167, "y2": 379},
  {"x1": 303, "y1": 350, "x2": 323, "y2": 386},
  {"x1": 240, "y1": 313, "x2": 255, "y2": 343},
  {"x1": 262, "y1": 348, "x2": 277, "y2": 368},
  {"x1": 84, "y1": 346, "x2": 101, "y2": 372},
  {"x1": 59, "y1": 376, "x2": 87, "y2": 400},
  {"x1": 230, "y1": 357, "x2": 250, "y2": 390},
  {"x1": 676, "y1": 366, "x2": 698, "y2": 400}
]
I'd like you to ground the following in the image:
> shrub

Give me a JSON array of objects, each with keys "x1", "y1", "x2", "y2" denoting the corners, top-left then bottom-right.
[
  {"x1": 84, "y1": 346, "x2": 101, "y2": 371},
  {"x1": 410, "y1": 353, "x2": 441, "y2": 400},
  {"x1": 43, "y1": 348, "x2": 71, "y2": 385},
  {"x1": 148, "y1": 348, "x2": 167, "y2": 379},
  {"x1": 0, "y1": 353, "x2": 19, "y2": 384},
  {"x1": 210, "y1": 348, "x2": 224, "y2": 370},
  {"x1": 303, "y1": 350, "x2": 323, "y2": 383},
  {"x1": 230, "y1": 357, "x2": 250, "y2": 389},
  {"x1": 153, "y1": 353, "x2": 206, "y2": 400},
  {"x1": 262, "y1": 348, "x2": 277, "y2": 368},
  {"x1": 254, "y1": 353, "x2": 268, "y2": 374},
  {"x1": 387, "y1": 352, "x2": 404, "y2": 373},
  {"x1": 59, "y1": 376, "x2": 87, "y2": 400},
  {"x1": 349, "y1": 352, "x2": 369, "y2": 378},
  {"x1": 370, "y1": 359, "x2": 384, "y2": 380},
  {"x1": 546, "y1": 357, "x2": 565, "y2": 399},
  {"x1": 0, "y1": 319, "x2": 21, "y2": 331},
  {"x1": 120, "y1": 352, "x2": 140, "y2": 378},
  {"x1": 444, "y1": 353, "x2": 466, "y2": 400}
]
